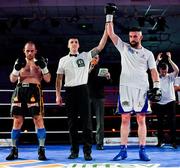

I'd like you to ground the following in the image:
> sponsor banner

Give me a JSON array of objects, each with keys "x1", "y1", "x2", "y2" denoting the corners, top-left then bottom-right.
[
  {"x1": 0, "y1": 139, "x2": 11, "y2": 147},
  {"x1": 66, "y1": 163, "x2": 160, "y2": 168},
  {"x1": 104, "y1": 137, "x2": 158, "y2": 146},
  {"x1": 1, "y1": 162, "x2": 160, "y2": 168}
]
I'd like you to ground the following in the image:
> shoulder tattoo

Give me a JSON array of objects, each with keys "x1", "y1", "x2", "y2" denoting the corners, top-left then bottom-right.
[{"x1": 91, "y1": 48, "x2": 100, "y2": 58}]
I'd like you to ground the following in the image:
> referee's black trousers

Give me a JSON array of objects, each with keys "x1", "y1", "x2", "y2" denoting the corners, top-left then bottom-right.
[{"x1": 65, "y1": 84, "x2": 93, "y2": 154}]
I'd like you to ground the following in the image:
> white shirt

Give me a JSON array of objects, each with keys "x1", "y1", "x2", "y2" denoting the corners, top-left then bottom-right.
[
  {"x1": 115, "y1": 37, "x2": 156, "y2": 90},
  {"x1": 158, "y1": 73, "x2": 176, "y2": 105},
  {"x1": 174, "y1": 76, "x2": 180, "y2": 105},
  {"x1": 56, "y1": 52, "x2": 92, "y2": 87}
]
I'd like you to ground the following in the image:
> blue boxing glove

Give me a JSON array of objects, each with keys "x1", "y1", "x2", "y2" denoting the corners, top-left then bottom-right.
[
  {"x1": 104, "y1": 3, "x2": 118, "y2": 22},
  {"x1": 35, "y1": 57, "x2": 49, "y2": 75}
]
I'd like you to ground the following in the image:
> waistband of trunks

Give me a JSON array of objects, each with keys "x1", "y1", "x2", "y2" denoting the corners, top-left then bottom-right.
[{"x1": 17, "y1": 83, "x2": 41, "y2": 88}]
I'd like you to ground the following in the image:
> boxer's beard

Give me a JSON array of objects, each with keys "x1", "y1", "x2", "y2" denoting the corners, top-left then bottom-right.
[{"x1": 130, "y1": 41, "x2": 139, "y2": 48}]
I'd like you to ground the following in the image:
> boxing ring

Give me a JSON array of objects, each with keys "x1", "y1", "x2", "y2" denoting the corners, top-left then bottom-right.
[
  {"x1": 0, "y1": 87, "x2": 119, "y2": 139},
  {"x1": 0, "y1": 88, "x2": 180, "y2": 167}
]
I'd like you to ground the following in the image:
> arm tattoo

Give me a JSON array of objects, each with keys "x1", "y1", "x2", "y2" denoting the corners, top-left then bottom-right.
[{"x1": 91, "y1": 48, "x2": 100, "y2": 58}]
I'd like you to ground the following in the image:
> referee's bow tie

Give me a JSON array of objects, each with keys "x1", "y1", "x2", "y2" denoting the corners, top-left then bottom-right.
[{"x1": 70, "y1": 54, "x2": 77, "y2": 57}]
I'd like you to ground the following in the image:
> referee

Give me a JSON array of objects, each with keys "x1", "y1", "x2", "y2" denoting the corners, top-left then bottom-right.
[{"x1": 55, "y1": 29, "x2": 108, "y2": 161}]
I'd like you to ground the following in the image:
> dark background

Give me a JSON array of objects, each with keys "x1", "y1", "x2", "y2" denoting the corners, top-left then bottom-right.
[{"x1": 0, "y1": 0, "x2": 180, "y2": 89}]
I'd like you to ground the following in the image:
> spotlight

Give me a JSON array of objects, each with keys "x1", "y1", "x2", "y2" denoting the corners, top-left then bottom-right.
[
  {"x1": 29, "y1": 0, "x2": 39, "y2": 3},
  {"x1": 147, "y1": 16, "x2": 155, "y2": 26},
  {"x1": 156, "y1": 17, "x2": 167, "y2": 32},
  {"x1": 137, "y1": 17, "x2": 145, "y2": 27},
  {"x1": 0, "y1": 20, "x2": 9, "y2": 33},
  {"x1": 50, "y1": 18, "x2": 60, "y2": 27},
  {"x1": 70, "y1": 14, "x2": 80, "y2": 23},
  {"x1": 10, "y1": 17, "x2": 18, "y2": 28},
  {"x1": 20, "y1": 18, "x2": 30, "y2": 29},
  {"x1": 149, "y1": 36, "x2": 158, "y2": 41},
  {"x1": 78, "y1": 23, "x2": 93, "y2": 30}
]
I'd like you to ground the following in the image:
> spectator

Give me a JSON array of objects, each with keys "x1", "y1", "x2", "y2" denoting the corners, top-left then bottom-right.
[
  {"x1": 154, "y1": 52, "x2": 179, "y2": 149},
  {"x1": 88, "y1": 55, "x2": 111, "y2": 150}
]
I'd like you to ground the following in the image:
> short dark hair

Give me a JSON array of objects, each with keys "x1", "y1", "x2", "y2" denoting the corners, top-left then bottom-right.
[
  {"x1": 68, "y1": 37, "x2": 79, "y2": 43},
  {"x1": 129, "y1": 27, "x2": 142, "y2": 32},
  {"x1": 68, "y1": 36, "x2": 79, "y2": 40},
  {"x1": 159, "y1": 62, "x2": 168, "y2": 70}
]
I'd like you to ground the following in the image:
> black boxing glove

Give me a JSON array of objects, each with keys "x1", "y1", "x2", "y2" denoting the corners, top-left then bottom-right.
[
  {"x1": 104, "y1": 3, "x2": 118, "y2": 22},
  {"x1": 12, "y1": 57, "x2": 26, "y2": 76},
  {"x1": 147, "y1": 81, "x2": 162, "y2": 102},
  {"x1": 35, "y1": 56, "x2": 49, "y2": 75}
]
